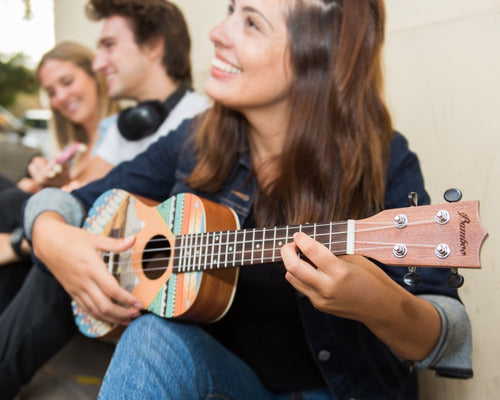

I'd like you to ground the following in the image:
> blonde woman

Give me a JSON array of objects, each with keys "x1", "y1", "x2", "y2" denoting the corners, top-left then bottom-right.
[
  {"x1": 0, "y1": 42, "x2": 119, "y2": 290},
  {"x1": 18, "y1": 41, "x2": 120, "y2": 192}
]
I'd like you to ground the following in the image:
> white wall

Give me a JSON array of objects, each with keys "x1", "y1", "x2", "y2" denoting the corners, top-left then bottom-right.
[
  {"x1": 53, "y1": 1, "x2": 499, "y2": 398},
  {"x1": 384, "y1": 1, "x2": 500, "y2": 398}
]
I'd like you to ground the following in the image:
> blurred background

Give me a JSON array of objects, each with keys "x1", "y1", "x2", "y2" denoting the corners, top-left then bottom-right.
[{"x1": 1, "y1": 0, "x2": 498, "y2": 399}]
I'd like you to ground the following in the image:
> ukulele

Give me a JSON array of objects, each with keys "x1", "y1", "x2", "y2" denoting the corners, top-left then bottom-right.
[{"x1": 73, "y1": 189, "x2": 488, "y2": 338}]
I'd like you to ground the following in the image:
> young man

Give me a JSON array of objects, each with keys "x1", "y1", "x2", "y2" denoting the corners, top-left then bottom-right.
[
  {"x1": 0, "y1": 1, "x2": 209, "y2": 398},
  {"x1": 78, "y1": 0, "x2": 209, "y2": 183}
]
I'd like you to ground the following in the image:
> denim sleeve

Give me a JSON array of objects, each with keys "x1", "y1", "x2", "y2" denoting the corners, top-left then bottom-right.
[
  {"x1": 414, "y1": 294, "x2": 473, "y2": 378},
  {"x1": 23, "y1": 188, "x2": 86, "y2": 241},
  {"x1": 384, "y1": 132, "x2": 472, "y2": 378}
]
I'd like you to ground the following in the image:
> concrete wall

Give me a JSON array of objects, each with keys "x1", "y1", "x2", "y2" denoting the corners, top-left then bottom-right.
[
  {"x1": 53, "y1": 1, "x2": 499, "y2": 398},
  {"x1": 384, "y1": 1, "x2": 499, "y2": 398}
]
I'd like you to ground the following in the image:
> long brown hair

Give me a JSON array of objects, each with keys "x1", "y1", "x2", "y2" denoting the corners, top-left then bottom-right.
[
  {"x1": 189, "y1": 0, "x2": 393, "y2": 226},
  {"x1": 36, "y1": 41, "x2": 120, "y2": 150}
]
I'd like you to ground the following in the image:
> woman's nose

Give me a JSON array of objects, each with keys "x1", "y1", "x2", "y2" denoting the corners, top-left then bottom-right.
[
  {"x1": 51, "y1": 88, "x2": 68, "y2": 109},
  {"x1": 209, "y1": 17, "x2": 233, "y2": 49}
]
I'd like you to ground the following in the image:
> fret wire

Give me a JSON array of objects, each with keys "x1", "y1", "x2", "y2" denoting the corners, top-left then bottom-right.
[
  {"x1": 228, "y1": 232, "x2": 232, "y2": 267},
  {"x1": 224, "y1": 230, "x2": 229, "y2": 268},
  {"x1": 208, "y1": 232, "x2": 213, "y2": 269},
  {"x1": 194, "y1": 233, "x2": 198, "y2": 272},
  {"x1": 228, "y1": 231, "x2": 233, "y2": 267},
  {"x1": 192, "y1": 232, "x2": 198, "y2": 271},
  {"x1": 216, "y1": 232, "x2": 222, "y2": 269},
  {"x1": 232, "y1": 230, "x2": 237, "y2": 267},
  {"x1": 205, "y1": 232, "x2": 209, "y2": 270},
  {"x1": 188, "y1": 233, "x2": 193, "y2": 272},
  {"x1": 195, "y1": 232, "x2": 200, "y2": 271},
  {"x1": 191, "y1": 231, "x2": 197, "y2": 272},
  {"x1": 221, "y1": 232, "x2": 229, "y2": 267},
  {"x1": 208, "y1": 232, "x2": 212, "y2": 269},
  {"x1": 224, "y1": 231, "x2": 229, "y2": 268},
  {"x1": 197, "y1": 232, "x2": 202, "y2": 270},
  {"x1": 273, "y1": 227, "x2": 276, "y2": 262},
  {"x1": 184, "y1": 233, "x2": 188, "y2": 271},
  {"x1": 241, "y1": 229, "x2": 246, "y2": 266},
  {"x1": 179, "y1": 231, "x2": 189, "y2": 270},
  {"x1": 200, "y1": 232, "x2": 205, "y2": 270},
  {"x1": 261, "y1": 227, "x2": 266, "y2": 263},
  {"x1": 184, "y1": 231, "x2": 189, "y2": 272},
  {"x1": 329, "y1": 221, "x2": 332, "y2": 252},
  {"x1": 184, "y1": 233, "x2": 189, "y2": 272},
  {"x1": 251, "y1": 228, "x2": 255, "y2": 265},
  {"x1": 202, "y1": 231, "x2": 207, "y2": 270},
  {"x1": 188, "y1": 232, "x2": 194, "y2": 272},
  {"x1": 179, "y1": 233, "x2": 185, "y2": 271},
  {"x1": 210, "y1": 232, "x2": 215, "y2": 269},
  {"x1": 234, "y1": 231, "x2": 238, "y2": 266}
]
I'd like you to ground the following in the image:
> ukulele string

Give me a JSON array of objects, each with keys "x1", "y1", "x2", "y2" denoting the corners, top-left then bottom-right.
[
  {"x1": 103, "y1": 219, "x2": 439, "y2": 277},
  {"x1": 114, "y1": 218, "x2": 436, "y2": 252}
]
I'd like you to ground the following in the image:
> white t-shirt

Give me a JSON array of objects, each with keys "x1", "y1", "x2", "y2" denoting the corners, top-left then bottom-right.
[{"x1": 95, "y1": 91, "x2": 210, "y2": 166}]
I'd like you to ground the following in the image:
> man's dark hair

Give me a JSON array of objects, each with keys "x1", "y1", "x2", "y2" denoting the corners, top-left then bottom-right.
[{"x1": 86, "y1": 0, "x2": 192, "y2": 84}]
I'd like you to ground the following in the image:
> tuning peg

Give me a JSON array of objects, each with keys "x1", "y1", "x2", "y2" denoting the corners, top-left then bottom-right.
[
  {"x1": 402, "y1": 193, "x2": 421, "y2": 286},
  {"x1": 403, "y1": 266, "x2": 421, "y2": 287},
  {"x1": 407, "y1": 192, "x2": 418, "y2": 207},
  {"x1": 446, "y1": 268, "x2": 465, "y2": 288},
  {"x1": 444, "y1": 188, "x2": 462, "y2": 203}
]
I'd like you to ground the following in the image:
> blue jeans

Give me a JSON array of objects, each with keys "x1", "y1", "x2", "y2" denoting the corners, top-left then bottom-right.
[{"x1": 99, "y1": 314, "x2": 333, "y2": 400}]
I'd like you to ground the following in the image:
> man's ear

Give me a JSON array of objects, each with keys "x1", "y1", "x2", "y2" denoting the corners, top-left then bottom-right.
[{"x1": 143, "y1": 36, "x2": 165, "y2": 62}]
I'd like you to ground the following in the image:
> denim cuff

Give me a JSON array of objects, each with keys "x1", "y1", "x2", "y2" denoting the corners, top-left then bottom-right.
[
  {"x1": 413, "y1": 294, "x2": 473, "y2": 378},
  {"x1": 23, "y1": 188, "x2": 86, "y2": 241}
]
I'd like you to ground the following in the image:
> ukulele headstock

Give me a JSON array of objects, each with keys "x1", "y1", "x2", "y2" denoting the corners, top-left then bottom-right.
[{"x1": 354, "y1": 190, "x2": 488, "y2": 287}]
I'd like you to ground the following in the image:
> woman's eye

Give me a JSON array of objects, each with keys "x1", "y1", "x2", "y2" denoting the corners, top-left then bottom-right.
[
  {"x1": 228, "y1": 4, "x2": 234, "y2": 15},
  {"x1": 62, "y1": 78, "x2": 73, "y2": 86},
  {"x1": 246, "y1": 17, "x2": 259, "y2": 31}
]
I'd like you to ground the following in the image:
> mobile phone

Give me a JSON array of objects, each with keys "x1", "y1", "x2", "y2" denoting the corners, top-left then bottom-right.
[{"x1": 46, "y1": 142, "x2": 88, "y2": 178}]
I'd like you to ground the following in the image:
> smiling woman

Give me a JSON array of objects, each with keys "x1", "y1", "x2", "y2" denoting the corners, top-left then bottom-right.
[{"x1": 0, "y1": 41, "x2": 120, "y2": 320}]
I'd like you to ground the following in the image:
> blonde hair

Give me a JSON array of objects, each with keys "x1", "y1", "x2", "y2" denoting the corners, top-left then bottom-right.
[{"x1": 36, "y1": 41, "x2": 120, "y2": 150}]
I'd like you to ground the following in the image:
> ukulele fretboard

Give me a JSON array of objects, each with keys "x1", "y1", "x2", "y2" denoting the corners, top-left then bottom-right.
[{"x1": 172, "y1": 221, "x2": 353, "y2": 272}]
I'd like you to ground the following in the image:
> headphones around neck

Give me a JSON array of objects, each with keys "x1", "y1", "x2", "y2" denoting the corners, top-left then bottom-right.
[{"x1": 117, "y1": 82, "x2": 190, "y2": 141}]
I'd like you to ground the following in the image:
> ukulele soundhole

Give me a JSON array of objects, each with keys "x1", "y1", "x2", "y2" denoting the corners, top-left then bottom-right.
[{"x1": 142, "y1": 235, "x2": 171, "y2": 280}]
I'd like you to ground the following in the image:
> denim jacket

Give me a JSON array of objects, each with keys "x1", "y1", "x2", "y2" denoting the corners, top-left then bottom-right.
[{"x1": 25, "y1": 118, "x2": 472, "y2": 400}]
